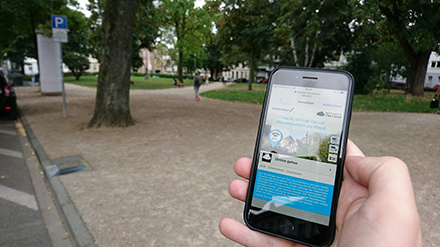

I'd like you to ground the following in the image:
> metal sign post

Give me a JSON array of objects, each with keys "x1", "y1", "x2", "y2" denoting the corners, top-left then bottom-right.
[{"x1": 51, "y1": 15, "x2": 68, "y2": 117}]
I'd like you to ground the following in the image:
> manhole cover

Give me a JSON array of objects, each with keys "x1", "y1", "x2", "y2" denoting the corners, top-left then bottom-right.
[{"x1": 46, "y1": 155, "x2": 92, "y2": 177}]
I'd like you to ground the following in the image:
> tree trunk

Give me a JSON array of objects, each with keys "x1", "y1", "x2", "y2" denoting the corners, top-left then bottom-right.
[
  {"x1": 407, "y1": 50, "x2": 431, "y2": 96},
  {"x1": 248, "y1": 51, "x2": 255, "y2": 90},
  {"x1": 177, "y1": 16, "x2": 185, "y2": 83},
  {"x1": 178, "y1": 49, "x2": 183, "y2": 82},
  {"x1": 88, "y1": 0, "x2": 139, "y2": 128},
  {"x1": 290, "y1": 36, "x2": 299, "y2": 67}
]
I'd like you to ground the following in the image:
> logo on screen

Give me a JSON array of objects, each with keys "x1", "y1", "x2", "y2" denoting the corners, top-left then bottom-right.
[{"x1": 262, "y1": 153, "x2": 272, "y2": 163}]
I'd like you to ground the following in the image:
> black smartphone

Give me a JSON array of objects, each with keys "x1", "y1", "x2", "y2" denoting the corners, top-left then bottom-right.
[{"x1": 244, "y1": 66, "x2": 355, "y2": 247}]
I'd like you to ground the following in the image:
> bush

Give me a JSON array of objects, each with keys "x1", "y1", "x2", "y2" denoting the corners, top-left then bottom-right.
[
  {"x1": 343, "y1": 52, "x2": 375, "y2": 95},
  {"x1": 149, "y1": 73, "x2": 193, "y2": 80},
  {"x1": 424, "y1": 87, "x2": 438, "y2": 92},
  {"x1": 22, "y1": 74, "x2": 32, "y2": 81},
  {"x1": 131, "y1": 72, "x2": 145, "y2": 77}
]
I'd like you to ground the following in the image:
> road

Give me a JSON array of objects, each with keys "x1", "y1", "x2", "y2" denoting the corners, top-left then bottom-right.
[{"x1": 0, "y1": 116, "x2": 72, "y2": 247}]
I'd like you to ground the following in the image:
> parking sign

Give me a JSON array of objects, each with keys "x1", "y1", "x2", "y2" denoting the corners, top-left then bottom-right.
[
  {"x1": 51, "y1": 15, "x2": 67, "y2": 29},
  {"x1": 51, "y1": 15, "x2": 68, "y2": 43}
]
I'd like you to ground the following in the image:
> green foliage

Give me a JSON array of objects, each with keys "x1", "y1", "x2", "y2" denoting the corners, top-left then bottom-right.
[
  {"x1": 157, "y1": 0, "x2": 213, "y2": 80},
  {"x1": 0, "y1": 0, "x2": 52, "y2": 69},
  {"x1": 131, "y1": 72, "x2": 146, "y2": 77},
  {"x1": 343, "y1": 49, "x2": 375, "y2": 95},
  {"x1": 318, "y1": 136, "x2": 331, "y2": 163},
  {"x1": 149, "y1": 73, "x2": 193, "y2": 80},
  {"x1": 63, "y1": 52, "x2": 90, "y2": 80},
  {"x1": 86, "y1": 0, "x2": 159, "y2": 66},
  {"x1": 203, "y1": 39, "x2": 224, "y2": 80},
  {"x1": 274, "y1": 0, "x2": 353, "y2": 68},
  {"x1": 58, "y1": 6, "x2": 91, "y2": 81},
  {"x1": 369, "y1": 0, "x2": 440, "y2": 96},
  {"x1": 344, "y1": 0, "x2": 411, "y2": 95},
  {"x1": 219, "y1": 0, "x2": 278, "y2": 88}
]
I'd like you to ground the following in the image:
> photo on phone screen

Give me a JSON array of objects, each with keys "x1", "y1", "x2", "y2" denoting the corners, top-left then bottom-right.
[{"x1": 245, "y1": 67, "x2": 354, "y2": 247}]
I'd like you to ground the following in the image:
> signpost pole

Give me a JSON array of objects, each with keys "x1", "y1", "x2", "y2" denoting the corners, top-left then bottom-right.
[
  {"x1": 60, "y1": 44, "x2": 66, "y2": 117},
  {"x1": 51, "y1": 15, "x2": 68, "y2": 117}
]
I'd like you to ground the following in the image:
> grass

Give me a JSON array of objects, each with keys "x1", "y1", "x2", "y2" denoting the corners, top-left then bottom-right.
[
  {"x1": 201, "y1": 83, "x2": 267, "y2": 105},
  {"x1": 352, "y1": 90, "x2": 437, "y2": 113},
  {"x1": 201, "y1": 83, "x2": 439, "y2": 113},
  {"x1": 65, "y1": 76, "x2": 438, "y2": 113},
  {"x1": 64, "y1": 76, "x2": 193, "y2": 90}
]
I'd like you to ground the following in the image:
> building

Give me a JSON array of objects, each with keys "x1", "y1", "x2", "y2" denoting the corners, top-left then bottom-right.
[
  {"x1": 137, "y1": 49, "x2": 158, "y2": 74},
  {"x1": 86, "y1": 56, "x2": 100, "y2": 73},
  {"x1": 426, "y1": 52, "x2": 440, "y2": 88}
]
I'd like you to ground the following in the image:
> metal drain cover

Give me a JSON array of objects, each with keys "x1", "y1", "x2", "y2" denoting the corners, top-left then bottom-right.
[{"x1": 47, "y1": 155, "x2": 92, "y2": 177}]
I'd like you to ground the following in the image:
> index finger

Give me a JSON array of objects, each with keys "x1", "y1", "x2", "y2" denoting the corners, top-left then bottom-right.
[{"x1": 235, "y1": 157, "x2": 252, "y2": 180}]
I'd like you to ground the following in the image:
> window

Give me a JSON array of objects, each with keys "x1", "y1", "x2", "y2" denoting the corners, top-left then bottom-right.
[
  {"x1": 427, "y1": 76, "x2": 433, "y2": 85},
  {"x1": 432, "y1": 62, "x2": 436, "y2": 68},
  {"x1": 432, "y1": 61, "x2": 440, "y2": 68}
]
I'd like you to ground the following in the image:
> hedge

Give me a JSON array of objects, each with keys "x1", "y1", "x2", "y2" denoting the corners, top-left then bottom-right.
[{"x1": 149, "y1": 73, "x2": 194, "y2": 80}]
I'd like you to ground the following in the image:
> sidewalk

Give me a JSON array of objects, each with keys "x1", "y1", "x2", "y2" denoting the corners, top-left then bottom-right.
[{"x1": 15, "y1": 83, "x2": 439, "y2": 246}]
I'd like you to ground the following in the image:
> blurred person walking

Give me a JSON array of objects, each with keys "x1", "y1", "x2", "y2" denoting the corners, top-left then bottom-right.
[{"x1": 194, "y1": 71, "x2": 202, "y2": 101}]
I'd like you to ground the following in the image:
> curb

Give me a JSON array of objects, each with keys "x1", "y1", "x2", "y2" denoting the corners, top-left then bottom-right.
[{"x1": 17, "y1": 107, "x2": 97, "y2": 247}]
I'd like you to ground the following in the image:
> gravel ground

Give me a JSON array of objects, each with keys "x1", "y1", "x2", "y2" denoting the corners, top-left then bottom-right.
[{"x1": 15, "y1": 83, "x2": 439, "y2": 246}]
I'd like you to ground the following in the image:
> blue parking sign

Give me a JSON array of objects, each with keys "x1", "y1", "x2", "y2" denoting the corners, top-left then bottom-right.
[{"x1": 51, "y1": 15, "x2": 67, "y2": 29}]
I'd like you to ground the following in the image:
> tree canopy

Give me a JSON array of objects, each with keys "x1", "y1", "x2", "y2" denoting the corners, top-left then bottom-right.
[
  {"x1": 157, "y1": 0, "x2": 212, "y2": 82},
  {"x1": 370, "y1": 0, "x2": 440, "y2": 96}
]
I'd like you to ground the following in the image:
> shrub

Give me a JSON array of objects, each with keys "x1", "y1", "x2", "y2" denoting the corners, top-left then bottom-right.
[
  {"x1": 149, "y1": 73, "x2": 193, "y2": 80},
  {"x1": 131, "y1": 72, "x2": 145, "y2": 77}
]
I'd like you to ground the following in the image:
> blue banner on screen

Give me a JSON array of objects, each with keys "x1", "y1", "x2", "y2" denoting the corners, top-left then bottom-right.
[{"x1": 253, "y1": 169, "x2": 334, "y2": 217}]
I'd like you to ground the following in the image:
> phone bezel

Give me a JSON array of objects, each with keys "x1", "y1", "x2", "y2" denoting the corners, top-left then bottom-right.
[{"x1": 244, "y1": 66, "x2": 355, "y2": 247}]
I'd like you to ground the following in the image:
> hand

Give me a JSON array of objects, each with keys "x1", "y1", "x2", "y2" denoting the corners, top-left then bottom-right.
[{"x1": 219, "y1": 140, "x2": 422, "y2": 247}]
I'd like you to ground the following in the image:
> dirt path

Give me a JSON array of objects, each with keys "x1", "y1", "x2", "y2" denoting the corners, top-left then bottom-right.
[{"x1": 15, "y1": 83, "x2": 439, "y2": 246}]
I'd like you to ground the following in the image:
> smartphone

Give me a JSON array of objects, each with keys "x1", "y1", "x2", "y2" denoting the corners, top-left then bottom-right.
[{"x1": 244, "y1": 66, "x2": 354, "y2": 247}]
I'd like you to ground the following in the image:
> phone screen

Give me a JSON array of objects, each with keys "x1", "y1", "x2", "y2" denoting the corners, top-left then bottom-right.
[{"x1": 246, "y1": 67, "x2": 353, "y2": 246}]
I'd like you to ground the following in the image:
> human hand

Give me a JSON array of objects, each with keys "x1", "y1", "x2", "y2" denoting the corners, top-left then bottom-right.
[{"x1": 219, "y1": 140, "x2": 422, "y2": 247}]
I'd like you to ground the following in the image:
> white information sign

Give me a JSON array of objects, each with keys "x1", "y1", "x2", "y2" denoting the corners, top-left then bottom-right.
[{"x1": 52, "y1": 28, "x2": 68, "y2": 43}]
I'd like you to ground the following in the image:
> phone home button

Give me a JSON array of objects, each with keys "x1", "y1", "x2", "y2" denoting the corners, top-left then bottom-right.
[{"x1": 279, "y1": 219, "x2": 295, "y2": 234}]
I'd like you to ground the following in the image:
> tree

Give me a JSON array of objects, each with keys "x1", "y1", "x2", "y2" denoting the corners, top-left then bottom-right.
[
  {"x1": 202, "y1": 1, "x2": 225, "y2": 80},
  {"x1": 274, "y1": 0, "x2": 353, "y2": 68},
  {"x1": 372, "y1": 0, "x2": 440, "y2": 96},
  {"x1": 132, "y1": 0, "x2": 160, "y2": 72},
  {"x1": 61, "y1": 6, "x2": 90, "y2": 80},
  {"x1": 0, "y1": 0, "x2": 53, "y2": 70},
  {"x1": 88, "y1": 0, "x2": 139, "y2": 128},
  {"x1": 87, "y1": 0, "x2": 159, "y2": 68},
  {"x1": 318, "y1": 136, "x2": 331, "y2": 163},
  {"x1": 203, "y1": 39, "x2": 224, "y2": 80},
  {"x1": 63, "y1": 53, "x2": 89, "y2": 80},
  {"x1": 219, "y1": 0, "x2": 277, "y2": 90},
  {"x1": 158, "y1": 0, "x2": 212, "y2": 82}
]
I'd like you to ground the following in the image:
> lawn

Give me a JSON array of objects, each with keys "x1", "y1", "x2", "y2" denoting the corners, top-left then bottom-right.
[
  {"x1": 201, "y1": 83, "x2": 267, "y2": 105},
  {"x1": 201, "y1": 83, "x2": 439, "y2": 113},
  {"x1": 64, "y1": 76, "x2": 193, "y2": 90}
]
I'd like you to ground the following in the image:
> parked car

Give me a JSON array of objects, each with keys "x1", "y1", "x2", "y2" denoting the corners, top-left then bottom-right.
[
  {"x1": 261, "y1": 78, "x2": 269, "y2": 83},
  {"x1": 233, "y1": 78, "x2": 248, "y2": 83},
  {"x1": 0, "y1": 72, "x2": 17, "y2": 120}
]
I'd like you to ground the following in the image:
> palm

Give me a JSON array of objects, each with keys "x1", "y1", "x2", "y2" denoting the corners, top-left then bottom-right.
[{"x1": 219, "y1": 140, "x2": 422, "y2": 247}]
